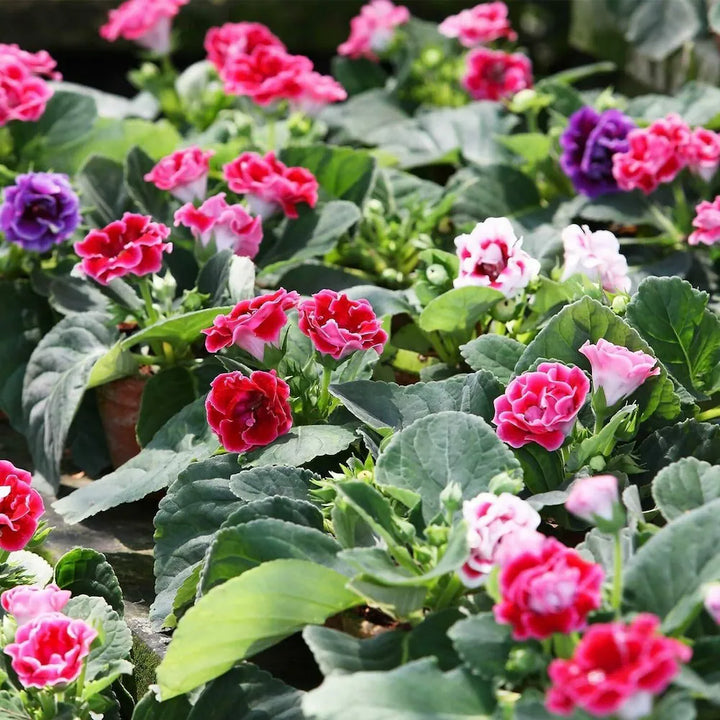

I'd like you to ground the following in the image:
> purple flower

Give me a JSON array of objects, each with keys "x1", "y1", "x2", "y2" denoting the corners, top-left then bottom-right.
[
  {"x1": 560, "y1": 107, "x2": 636, "y2": 198},
  {"x1": 0, "y1": 172, "x2": 81, "y2": 252}
]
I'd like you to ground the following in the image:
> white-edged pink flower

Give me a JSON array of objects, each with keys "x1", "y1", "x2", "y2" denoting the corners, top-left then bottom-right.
[
  {"x1": 579, "y1": 339, "x2": 660, "y2": 407},
  {"x1": 704, "y1": 584, "x2": 720, "y2": 625},
  {"x1": 174, "y1": 193, "x2": 262, "y2": 259},
  {"x1": 458, "y1": 492, "x2": 541, "y2": 587},
  {"x1": 565, "y1": 475, "x2": 619, "y2": 524},
  {"x1": 438, "y1": 2, "x2": 517, "y2": 48},
  {"x1": 689, "y1": 196, "x2": 720, "y2": 246},
  {"x1": 292, "y1": 72, "x2": 348, "y2": 115},
  {"x1": 1, "y1": 584, "x2": 71, "y2": 626},
  {"x1": 681, "y1": 128, "x2": 720, "y2": 182},
  {"x1": 338, "y1": 0, "x2": 410, "y2": 60},
  {"x1": 561, "y1": 224, "x2": 630, "y2": 294},
  {"x1": 453, "y1": 217, "x2": 539, "y2": 297},
  {"x1": 144, "y1": 146, "x2": 215, "y2": 204}
]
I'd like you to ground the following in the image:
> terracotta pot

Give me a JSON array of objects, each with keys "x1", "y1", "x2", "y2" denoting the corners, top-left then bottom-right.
[{"x1": 96, "y1": 377, "x2": 146, "y2": 468}]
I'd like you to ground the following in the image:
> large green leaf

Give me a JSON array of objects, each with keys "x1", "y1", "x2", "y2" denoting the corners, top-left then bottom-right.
[
  {"x1": 627, "y1": 82, "x2": 720, "y2": 127},
  {"x1": 302, "y1": 658, "x2": 496, "y2": 720},
  {"x1": 331, "y1": 371, "x2": 502, "y2": 431},
  {"x1": 460, "y1": 335, "x2": 525, "y2": 384},
  {"x1": 375, "y1": 411, "x2": 521, "y2": 523},
  {"x1": 626, "y1": 277, "x2": 720, "y2": 398},
  {"x1": 76, "y1": 155, "x2": 130, "y2": 227},
  {"x1": 54, "y1": 548, "x2": 124, "y2": 616},
  {"x1": 448, "y1": 613, "x2": 513, "y2": 680},
  {"x1": 151, "y1": 455, "x2": 244, "y2": 625},
  {"x1": 418, "y1": 287, "x2": 504, "y2": 334},
  {"x1": 53, "y1": 397, "x2": 217, "y2": 523},
  {"x1": 322, "y1": 89, "x2": 409, "y2": 142},
  {"x1": 372, "y1": 168, "x2": 444, "y2": 211},
  {"x1": 652, "y1": 458, "x2": 720, "y2": 522},
  {"x1": 229, "y1": 465, "x2": 316, "y2": 503},
  {"x1": 623, "y1": 499, "x2": 720, "y2": 634},
  {"x1": 156, "y1": 559, "x2": 361, "y2": 699},
  {"x1": 22, "y1": 311, "x2": 116, "y2": 492},
  {"x1": 132, "y1": 693, "x2": 191, "y2": 720},
  {"x1": 125, "y1": 146, "x2": 172, "y2": 224}
]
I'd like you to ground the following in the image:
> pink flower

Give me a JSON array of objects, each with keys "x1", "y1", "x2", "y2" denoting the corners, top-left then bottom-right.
[
  {"x1": 74, "y1": 213, "x2": 172, "y2": 285},
  {"x1": 144, "y1": 147, "x2": 215, "y2": 203},
  {"x1": 100, "y1": 0, "x2": 188, "y2": 54},
  {"x1": 561, "y1": 224, "x2": 630, "y2": 294},
  {"x1": 462, "y1": 47, "x2": 532, "y2": 101},
  {"x1": 704, "y1": 584, "x2": 720, "y2": 625},
  {"x1": 223, "y1": 151, "x2": 318, "y2": 219},
  {"x1": 298, "y1": 290, "x2": 388, "y2": 361},
  {"x1": 205, "y1": 22, "x2": 285, "y2": 76},
  {"x1": 439, "y1": 2, "x2": 517, "y2": 48},
  {"x1": 453, "y1": 217, "x2": 539, "y2": 298},
  {"x1": 292, "y1": 72, "x2": 347, "y2": 115},
  {"x1": 494, "y1": 536, "x2": 604, "y2": 640},
  {"x1": 0, "y1": 461, "x2": 44, "y2": 552},
  {"x1": 493, "y1": 362, "x2": 590, "y2": 452},
  {"x1": 579, "y1": 339, "x2": 660, "y2": 407},
  {"x1": 680, "y1": 127, "x2": 720, "y2": 182},
  {"x1": 546, "y1": 614, "x2": 692, "y2": 718},
  {"x1": 458, "y1": 493, "x2": 541, "y2": 587},
  {"x1": 338, "y1": 0, "x2": 410, "y2": 60},
  {"x1": 201, "y1": 289, "x2": 299, "y2": 358},
  {"x1": 1, "y1": 584, "x2": 71, "y2": 626},
  {"x1": 0, "y1": 45, "x2": 61, "y2": 80},
  {"x1": 565, "y1": 475, "x2": 619, "y2": 524},
  {"x1": 174, "y1": 193, "x2": 262, "y2": 258},
  {"x1": 689, "y1": 196, "x2": 720, "y2": 246},
  {"x1": 5, "y1": 614, "x2": 97, "y2": 689}
]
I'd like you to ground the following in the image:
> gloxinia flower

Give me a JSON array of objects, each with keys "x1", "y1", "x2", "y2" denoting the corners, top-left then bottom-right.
[
  {"x1": 438, "y1": 2, "x2": 517, "y2": 47},
  {"x1": 223, "y1": 151, "x2": 318, "y2": 219},
  {"x1": 458, "y1": 493, "x2": 541, "y2": 587},
  {"x1": 689, "y1": 196, "x2": 720, "y2": 246},
  {"x1": 579, "y1": 339, "x2": 660, "y2": 407},
  {"x1": 292, "y1": 72, "x2": 348, "y2": 115},
  {"x1": 174, "y1": 193, "x2": 263, "y2": 258},
  {"x1": 202, "y1": 288, "x2": 299, "y2": 358},
  {"x1": 704, "y1": 584, "x2": 720, "y2": 625},
  {"x1": 546, "y1": 614, "x2": 692, "y2": 718},
  {"x1": 1, "y1": 584, "x2": 71, "y2": 626},
  {"x1": 453, "y1": 217, "x2": 540, "y2": 298},
  {"x1": 298, "y1": 290, "x2": 387, "y2": 361},
  {"x1": 0, "y1": 461, "x2": 44, "y2": 552},
  {"x1": 462, "y1": 47, "x2": 532, "y2": 101},
  {"x1": 681, "y1": 127, "x2": 720, "y2": 181},
  {"x1": 565, "y1": 475, "x2": 620, "y2": 525},
  {"x1": 561, "y1": 224, "x2": 630, "y2": 294},
  {"x1": 100, "y1": 0, "x2": 189, "y2": 54},
  {"x1": 492, "y1": 362, "x2": 590, "y2": 451},
  {"x1": 0, "y1": 44, "x2": 61, "y2": 80},
  {"x1": 74, "y1": 213, "x2": 172, "y2": 285},
  {"x1": 144, "y1": 147, "x2": 215, "y2": 203},
  {"x1": 4, "y1": 614, "x2": 97, "y2": 689},
  {"x1": 338, "y1": 0, "x2": 410, "y2": 60},
  {"x1": 0, "y1": 172, "x2": 81, "y2": 252},
  {"x1": 559, "y1": 107, "x2": 635, "y2": 198},
  {"x1": 204, "y1": 22, "x2": 285, "y2": 76}
]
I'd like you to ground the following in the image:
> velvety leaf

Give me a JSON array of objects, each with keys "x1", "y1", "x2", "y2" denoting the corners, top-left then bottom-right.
[
  {"x1": 624, "y1": 0, "x2": 701, "y2": 61},
  {"x1": 229, "y1": 465, "x2": 316, "y2": 503},
  {"x1": 131, "y1": 693, "x2": 192, "y2": 720},
  {"x1": 652, "y1": 457, "x2": 720, "y2": 521},
  {"x1": 497, "y1": 133, "x2": 553, "y2": 164},
  {"x1": 344, "y1": 285, "x2": 414, "y2": 318},
  {"x1": 448, "y1": 613, "x2": 513, "y2": 679},
  {"x1": 331, "y1": 56, "x2": 388, "y2": 97},
  {"x1": 372, "y1": 168, "x2": 444, "y2": 210},
  {"x1": 156, "y1": 560, "x2": 361, "y2": 699},
  {"x1": 375, "y1": 411, "x2": 521, "y2": 523},
  {"x1": 54, "y1": 548, "x2": 124, "y2": 616},
  {"x1": 627, "y1": 82, "x2": 720, "y2": 127},
  {"x1": 48, "y1": 274, "x2": 110, "y2": 317},
  {"x1": 322, "y1": 89, "x2": 409, "y2": 142},
  {"x1": 514, "y1": 444, "x2": 566, "y2": 494},
  {"x1": 125, "y1": 145, "x2": 172, "y2": 224},
  {"x1": 76, "y1": 155, "x2": 130, "y2": 227},
  {"x1": 418, "y1": 287, "x2": 504, "y2": 333},
  {"x1": 460, "y1": 335, "x2": 525, "y2": 383}
]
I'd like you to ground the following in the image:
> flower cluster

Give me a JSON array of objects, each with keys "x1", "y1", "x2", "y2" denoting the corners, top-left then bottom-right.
[
  {"x1": 439, "y1": 2, "x2": 517, "y2": 47},
  {"x1": 338, "y1": 0, "x2": 410, "y2": 60},
  {"x1": 100, "y1": 0, "x2": 188, "y2": 54},
  {"x1": 462, "y1": 47, "x2": 532, "y2": 102}
]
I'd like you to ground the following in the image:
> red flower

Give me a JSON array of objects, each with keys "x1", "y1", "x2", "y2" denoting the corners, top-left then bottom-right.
[
  {"x1": 202, "y1": 289, "x2": 299, "y2": 358},
  {"x1": 223, "y1": 151, "x2": 318, "y2": 219},
  {"x1": 298, "y1": 290, "x2": 387, "y2": 361},
  {"x1": 494, "y1": 536, "x2": 603, "y2": 640},
  {"x1": 206, "y1": 370, "x2": 293, "y2": 453},
  {"x1": 0, "y1": 461, "x2": 44, "y2": 552},
  {"x1": 463, "y1": 47, "x2": 532, "y2": 101},
  {"x1": 492, "y1": 362, "x2": 589, "y2": 452},
  {"x1": 205, "y1": 22, "x2": 285, "y2": 75},
  {"x1": 546, "y1": 614, "x2": 692, "y2": 718},
  {"x1": 144, "y1": 146, "x2": 215, "y2": 203},
  {"x1": 100, "y1": 0, "x2": 188, "y2": 54},
  {"x1": 74, "y1": 213, "x2": 172, "y2": 285}
]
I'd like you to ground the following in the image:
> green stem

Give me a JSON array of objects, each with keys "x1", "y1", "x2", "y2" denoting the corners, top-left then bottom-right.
[
  {"x1": 526, "y1": 108, "x2": 539, "y2": 134},
  {"x1": 697, "y1": 406, "x2": 720, "y2": 422},
  {"x1": 433, "y1": 574, "x2": 463, "y2": 611},
  {"x1": 673, "y1": 182, "x2": 691, "y2": 234},
  {"x1": 611, "y1": 530, "x2": 623, "y2": 618},
  {"x1": 317, "y1": 364, "x2": 333, "y2": 417},
  {"x1": 649, "y1": 204, "x2": 684, "y2": 243},
  {"x1": 138, "y1": 278, "x2": 159, "y2": 326},
  {"x1": 267, "y1": 119, "x2": 277, "y2": 152}
]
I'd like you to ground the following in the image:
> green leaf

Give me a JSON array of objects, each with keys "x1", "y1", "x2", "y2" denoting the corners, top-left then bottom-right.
[
  {"x1": 652, "y1": 691, "x2": 697, "y2": 720},
  {"x1": 280, "y1": 144, "x2": 376, "y2": 206},
  {"x1": 151, "y1": 455, "x2": 244, "y2": 626},
  {"x1": 302, "y1": 658, "x2": 496, "y2": 720},
  {"x1": 323, "y1": 89, "x2": 409, "y2": 143},
  {"x1": 245, "y1": 424, "x2": 357, "y2": 468},
  {"x1": 331, "y1": 371, "x2": 503, "y2": 431},
  {"x1": 86, "y1": 341, "x2": 138, "y2": 389},
  {"x1": 448, "y1": 613, "x2": 513, "y2": 679},
  {"x1": 0, "y1": 692, "x2": 31, "y2": 719},
  {"x1": 460, "y1": 335, "x2": 525, "y2": 383},
  {"x1": 136, "y1": 367, "x2": 197, "y2": 447},
  {"x1": 514, "y1": 443, "x2": 565, "y2": 494},
  {"x1": 496, "y1": 133, "x2": 553, "y2": 164},
  {"x1": 53, "y1": 397, "x2": 217, "y2": 523},
  {"x1": 375, "y1": 411, "x2": 521, "y2": 523},
  {"x1": 623, "y1": 498, "x2": 720, "y2": 634},
  {"x1": 48, "y1": 274, "x2": 110, "y2": 317},
  {"x1": 222, "y1": 496, "x2": 322, "y2": 532},
  {"x1": 229, "y1": 465, "x2": 316, "y2": 503},
  {"x1": 331, "y1": 56, "x2": 388, "y2": 97},
  {"x1": 22, "y1": 311, "x2": 115, "y2": 491},
  {"x1": 626, "y1": 277, "x2": 720, "y2": 398},
  {"x1": 54, "y1": 549, "x2": 124, "y2": 616},
  {"x1": 515, "y1": 296, "x2": 680, "y2": 422},
  {"x1": 624, "y1": 0, "x2": 701, "y2": 62},
  {"x1": 627, "y1": 82, "x2": 720, "y2": 127},
  {"x1": 132, "y1": 693, "x2": 191, "y2": 720},
  {"x1": 125, "y1": 146, "x2": 172, "y2": 224},
  {"x1": 418, "y1": 287, "x2": 504, "y2": 334},
  {"x1": 335, "y1": 481, "x2": 406, "y2": 547},
  {"x1": 372, "y1": 168, "x2": 444, "y2": 210},
  {"x1": 652, "y1": 457, "x2": 720, "y2": 521},
  {"x1": 76, "y1": 155, "x2": 130, "y2": 227},
  {"x1": 156, "y1": 559, "x2": 361, "y2": 699},
  {"x1": 344, "y1": 285, "x2": 414, "y2": 319}
]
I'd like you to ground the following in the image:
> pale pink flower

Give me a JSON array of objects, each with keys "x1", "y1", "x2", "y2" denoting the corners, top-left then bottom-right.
[
  {"x1": 704, "y1": 584, "x2": 720, "y2": 625},
  {"x1": 100, "y1": 0, "x2": 188, "y2": 54},
  {"x1": 680, "y1": 128, "x2": 720, "y2": 182},
  {"x1": 292, "y1": 72, "x2": 348, "y2": 115},
  {"x1": 453, "y1": 217, "x2": 539, "y2": 298},
  {"x1": 689, "y1": 197, "x2": 720, "y2": 246},
  {"x1": 338, "y1": 0, "x2": 410, "y2": 60},
  {"x1": 561, "y1": 224, "x2": 630, "y2": 294},
  {"x1": 1, "y1": 584, "x2": 71, "y2": 626},
  {"x1": 458, "y1": 492, "x2": 541, "y2": 587},
  {"x1": 438, "y1": 2, "x2": 517, "y2": 48},
  {"x1": 579, "y1": 339, "x2": 660, "y2": 407},
  {"x1": 144, "y1": 147, "x2": 215, "y2": 203},
  {"x1": 174, "y1": 193, "x2": 263, "y2": 258},
  {"x1": 565, "y1": 475, "x2": 619, "y2": 524}
]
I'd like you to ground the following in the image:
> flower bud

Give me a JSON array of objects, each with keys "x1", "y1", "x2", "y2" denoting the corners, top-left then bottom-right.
[{"x1": 565, "y1": 474, "x2": 625, "y2": 532}]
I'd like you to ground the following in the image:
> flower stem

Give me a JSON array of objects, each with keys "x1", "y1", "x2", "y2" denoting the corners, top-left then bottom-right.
[
  {"x1": 697, "y1": 406, "x2": 720, "y2": 422},
  {"x1": 138, "y1": 277, "x2": 159, "y2": 326},
  {"x1": 317, "y1": 364, "x2": 334, "y2": 417},
  {"x1": 612, "y1": 530, "x2": 623, "y2": 618}
]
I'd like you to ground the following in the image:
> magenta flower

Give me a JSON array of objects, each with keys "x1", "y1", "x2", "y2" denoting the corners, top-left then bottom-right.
[
  {"x1": 462, "y1": 47, "x2": 532, "y2": 101},
  {"x1": 204, "y1": 22, "x2": 285, "y2": 76},
  {"x1": 100, "y1": 0, "x2": 188, "y2": 54},
  {"x1": 565, "y1": 475, "x2": 620, "y2": 525},
  {"x1": 1, "y1": 584, "x2": 71, "y2": 626},
  {"x1": 689, "y1": 196, "x2": 720, "y2": 246},
  {"x1": 681, "y1": 127, "x2": 720, "y2": 182},
  {"x1": 338, "y1": 0, "x2": 410, "y2": 60},
  {"x1": 438, "y1": 2, "x2": 517, "y2": 47},
  {"x1": 144, "y1": 147, "x2": 215, "y2": 203}
]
